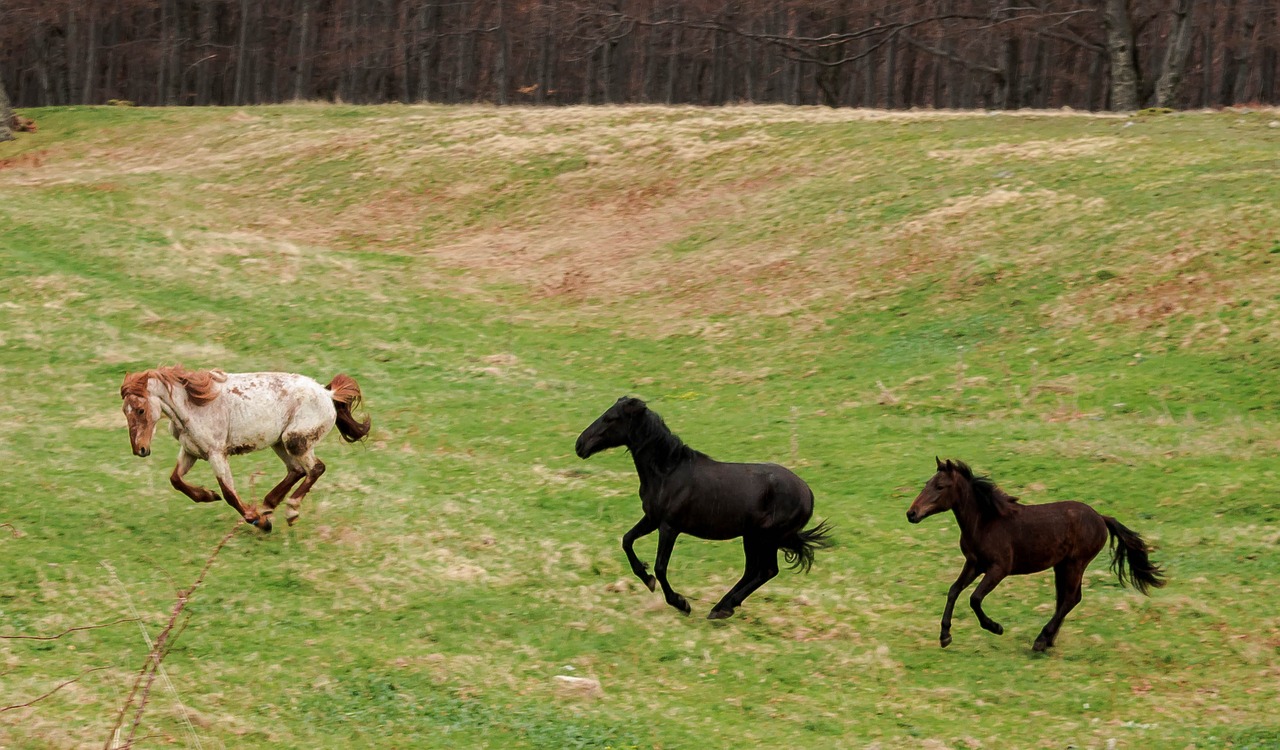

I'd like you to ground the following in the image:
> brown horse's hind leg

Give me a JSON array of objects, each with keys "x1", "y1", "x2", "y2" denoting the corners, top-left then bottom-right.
[
  {"x1": 969, "y1": 568, "x2": 1008, "y2": 635},
  {"x1": 1034, "y1": 561, "x2": 1086, "y2": 652},
  {"x1": 170, "y1": 450, "x2": 220, "y2": 503},
  {"x1": 940, "y1": 560, "x2": 980, "y2": 647},
  {"x1": 709, "y1": 535, "x2": 777, "y2": 620}
]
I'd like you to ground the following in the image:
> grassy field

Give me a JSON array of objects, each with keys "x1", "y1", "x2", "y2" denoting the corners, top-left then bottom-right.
[{"x1": 1, "y1": 103, "x2": 1278, "y2": 749}]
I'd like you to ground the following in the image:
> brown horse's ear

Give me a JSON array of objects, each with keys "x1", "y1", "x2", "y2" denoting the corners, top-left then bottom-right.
[
  {"x1": 935, "y1": 456, "x2": 944, "y2": 471},
  {"x1": 943, "y1": 459, "x2": 955, "y2": 472}
]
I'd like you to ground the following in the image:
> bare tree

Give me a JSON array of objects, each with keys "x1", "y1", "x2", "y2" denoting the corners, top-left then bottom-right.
[{"x1": 0, "y1": 76, "x2": 14, "y2": 142}]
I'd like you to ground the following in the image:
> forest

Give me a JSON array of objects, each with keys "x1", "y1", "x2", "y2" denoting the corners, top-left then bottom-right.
[{"x1": 1, "y1": 0, "x2": 1277, "y2": 112}]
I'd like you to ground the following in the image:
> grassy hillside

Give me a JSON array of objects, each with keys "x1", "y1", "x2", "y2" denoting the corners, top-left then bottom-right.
[{"x1": 1, "y1": 104, "x2": 1278, "y2": 749}]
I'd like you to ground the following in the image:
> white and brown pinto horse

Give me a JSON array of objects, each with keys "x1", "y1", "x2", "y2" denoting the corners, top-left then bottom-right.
[{"x1": 120, "y1": 366, "x2": 370, "y2": 531}]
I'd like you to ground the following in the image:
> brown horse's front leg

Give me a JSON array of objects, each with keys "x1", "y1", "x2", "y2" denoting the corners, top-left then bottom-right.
[
  {"x1": 621, "y1": 516, "x2": 658, "y2": 591},
  {"x1": 653, "y1": 525, "x2": 691, "y2": 615},
  {"x1": 969, "y1": 568, "x2": 1008, "y2": 635},
  {"x1": 170, "y1": 451, "x2": 220, "y2": 504},
  {"x1": 940, "y1": 560, "x2": 980, "y2": 647},
  {"x1": 207, "y1": 453, "x2": 263, "y2": 529}
]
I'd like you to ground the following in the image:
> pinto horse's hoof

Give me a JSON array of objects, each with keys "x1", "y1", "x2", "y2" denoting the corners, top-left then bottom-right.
[
  {"x1": 707, "y1": 608, "x2": 734, "y2": 620},
  {"x1": 644, "y1": 576, "x2": 657, "y2": 592}
]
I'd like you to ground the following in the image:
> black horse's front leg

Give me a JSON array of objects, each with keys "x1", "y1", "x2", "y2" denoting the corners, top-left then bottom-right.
[
  {"x1": 653, "y1": 525, "x2": 691, "y2": 615},
  {"x1": 940, "y1": 560, "x2": 980, "y2": 647},
  {"x1": 621, "y1": 516, "x2": 658, "y2": 591}
]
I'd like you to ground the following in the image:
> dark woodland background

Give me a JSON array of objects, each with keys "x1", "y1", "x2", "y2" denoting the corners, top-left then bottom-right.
[{"x1": 0, "y1": 0, "x2": 1277, "y2": 112}]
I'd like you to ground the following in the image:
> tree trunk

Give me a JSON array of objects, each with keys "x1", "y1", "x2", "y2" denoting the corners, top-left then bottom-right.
[
  {"x1": 0, "y1": 76, "x2": 14, "y2": 142},
  {"x1": 82, "y1": 2, "x2": 99, "y2": 103},
  {"x1": 234, "y1": 0, "x2": 252, "y2": 104},
  {"x1": 293, "y1": 0, "x2": 313, "y2": 101},
  {"x1": 1101, "y1": 0, "x2": 1140, "y2": 110},
  {"x1": 1155, "y1": 0, "x2": 1196, "y2": 107}
]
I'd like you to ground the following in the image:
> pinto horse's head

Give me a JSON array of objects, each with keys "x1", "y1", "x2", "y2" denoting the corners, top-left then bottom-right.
[
  {"x1": 907, "y1": 457, "x2": 963, "y2": 524},
  {"x1": 575, "y1": 397, "x2": 647, "y2": 459},
  {"x1": 120, "y1": 372, "x2": 161, "y2": 458}
]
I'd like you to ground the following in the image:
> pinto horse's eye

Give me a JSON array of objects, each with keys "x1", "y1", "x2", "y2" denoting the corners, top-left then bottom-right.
[{"x1": 135, "y1": 408, "x2": 144, "y2": 415}]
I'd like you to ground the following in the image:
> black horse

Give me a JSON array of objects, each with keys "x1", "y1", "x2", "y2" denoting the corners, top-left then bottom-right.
[{"x1": 575, "y1": 397, "x2": 832, "y2": 619}]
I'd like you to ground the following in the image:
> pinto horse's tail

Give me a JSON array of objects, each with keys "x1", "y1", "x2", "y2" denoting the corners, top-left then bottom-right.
[
  {"x1": 1103, "y1": 516, "x2": 1166, "y2": 594},
  {"x1": 780, "y1": 520, "x2": 834, "y2": 574},
  {"x1": 326, "y1": 374, "x2": 372, "y2": 443}
]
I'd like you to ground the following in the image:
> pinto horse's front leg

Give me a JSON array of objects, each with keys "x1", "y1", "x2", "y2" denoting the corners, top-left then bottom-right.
[
  {"x1": 207, "y1": 453, "x2": 265, "y2": 530},
  {"x1": 170, "y1": 450, "x2": 220, "y2": 504}
]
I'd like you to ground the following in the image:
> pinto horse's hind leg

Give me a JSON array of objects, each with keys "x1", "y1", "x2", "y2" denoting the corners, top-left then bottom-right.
[
  {"x1": 1033, "y1": 561, "x2": 1086, "y2": 652},
  {"x1": 260, "y1": 444, "x2": 306, "y2": 525},
  {"x1": 709, "y1": 536, "x2": 777, "y2": 620},
  {"x1": 282, "y1": 450, "x2": 326, "y2": 526},
  {"x1": 969, "y1": 567, "x2": 1008, "y2": 636},
  {"x1": 653, "y1": 524, "x2": 691, "y2": 615},
  {"x1": 207, "y1": 453, "x2": 261, "y2": 528},
  {"x1": 621, "y1": 516, "x2": 658, "y2": 591}
]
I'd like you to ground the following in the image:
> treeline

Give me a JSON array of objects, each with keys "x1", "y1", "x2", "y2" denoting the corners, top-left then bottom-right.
[{"x1": 1, "y1": 0, "x2": 1277, "y2": 111}]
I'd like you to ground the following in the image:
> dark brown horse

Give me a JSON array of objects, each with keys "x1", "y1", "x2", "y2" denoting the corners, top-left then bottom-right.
[
  {"x1": 576, "y1": 397, "x2": 832, "y2": 619},
  {"x1": 907, "y1": 458, "x2": 1165, "y2": 652}
]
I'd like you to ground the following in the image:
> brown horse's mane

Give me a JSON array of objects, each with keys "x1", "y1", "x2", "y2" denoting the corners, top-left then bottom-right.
[
  {"x1": 120, "y1": 366, "x2": 226, "y2": 406},
  {"x1": 951, "y1": 460, "x2": 1020, "y2": 518}
]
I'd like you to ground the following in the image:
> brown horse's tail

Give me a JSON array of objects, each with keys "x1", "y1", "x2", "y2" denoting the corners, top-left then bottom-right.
[
  {"x1": 780, "y1": 520, "x2": 834, "y2": 574},
  {"x1": 326, "y1": 374, "x2": 371, "y2": 443},
  {"x1": 1103, "y1": 516, "x2": 1166, "y2": 595}
]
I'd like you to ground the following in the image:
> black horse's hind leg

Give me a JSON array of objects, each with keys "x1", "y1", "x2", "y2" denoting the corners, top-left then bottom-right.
[
  {"x1": 969, "y1": 568, "x2": 1008, "y2": 635},
  {"x1": 939, "y1": 560, "x2": 980, "y2": 648},
  {"x1": 653, "y1": 525, "x2": 691, "y2": 615},
  {"x1": 1034, "y1": 561, "x2": 1085, "y2": 652},
  {"x1": 709, "y1": 536, "x2": 777, "y2": 620},
  {"x1": 622, "y1": 516, "x2": 658, "y2": 592}
]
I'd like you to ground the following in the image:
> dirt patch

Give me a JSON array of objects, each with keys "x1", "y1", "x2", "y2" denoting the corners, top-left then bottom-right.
[{"x1": 927, "y1": 137, "x2": 1122, "y2": 165}]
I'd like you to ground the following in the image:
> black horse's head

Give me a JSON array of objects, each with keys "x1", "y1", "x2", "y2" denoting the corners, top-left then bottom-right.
[{"x1": 575, "y1": 397, "x2": 648, "y2": 458}]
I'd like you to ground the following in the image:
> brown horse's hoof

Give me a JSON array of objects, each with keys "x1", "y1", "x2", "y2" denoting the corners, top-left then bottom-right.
[
  {"x1": 644, "y1": 576, "x2": 657, "y2": 592},
  {"x1": 707, "y1": 608, "x2": 734, "y2": 620},
  {"x1": 940, "y1": 634, "x2": 952, "y2": 648}
]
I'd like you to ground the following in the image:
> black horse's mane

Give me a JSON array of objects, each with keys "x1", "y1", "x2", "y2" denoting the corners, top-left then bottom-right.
[
  {"x1": 952, "y1": 460, "x2": 1020, "y2": 518},
  {"x1": 629, "y1": 408, "x2": 705, "y2": 471}
]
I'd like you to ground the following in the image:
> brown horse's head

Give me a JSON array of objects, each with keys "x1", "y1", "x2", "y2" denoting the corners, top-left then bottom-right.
[
  {"x1": 575, "y1": 397, "x2": 647, "y2": 459},
  {"x1": 120, "y1": 371, "x2": 161, "y2": 458},
  {"x1": 907, "y1": 457, "x2": 963, "y2": 524}
]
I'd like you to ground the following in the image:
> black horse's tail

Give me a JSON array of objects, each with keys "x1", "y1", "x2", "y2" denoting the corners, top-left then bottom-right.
[
  {"x1": 780, "y1": 520, "x2": 834, "y2": 574},
  {"x1": 1103, "y1": 516, "x2": 1166, "y2": 595}
]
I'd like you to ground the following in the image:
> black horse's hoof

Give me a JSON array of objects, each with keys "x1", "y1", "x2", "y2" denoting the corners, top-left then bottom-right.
[
  {"x1": 988, "y1": 622, "x2": 1004, "y2": 636},
  {"x1": 672, "y1": 597, "x2": 691, "y2": 615},
  {"x1": 940, "y1": 634, "x2": 952, "y2": 648},
  {"x1": 707, "y1": 608, "x2": 734, "y2": 620},
  {"x1": 644, "y1": 576, "x2": 657, "y2": 592},
  {"x1": 1032, "y1": 639, "x2": 1049, "y2": 652}
]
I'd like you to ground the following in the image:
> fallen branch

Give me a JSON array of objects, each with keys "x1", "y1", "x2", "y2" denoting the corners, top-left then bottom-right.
[
  {"x1": 1, "y1": 667, "x2": 109, "y2": 713},
  {"x1": 0, "y1": 618, "x2": 139, "y2": 641},
  {"x1": 103, "y1": 522, "x2": 239, "y2": 750},
  {"x1": 0, "y1": 523, "x2": 19, "y2": 538}
]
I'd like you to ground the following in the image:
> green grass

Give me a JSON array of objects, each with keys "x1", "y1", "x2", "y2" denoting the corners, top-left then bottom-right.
[{"x1": 2, "y1": 104, "x2": 1279, "y2": 749}]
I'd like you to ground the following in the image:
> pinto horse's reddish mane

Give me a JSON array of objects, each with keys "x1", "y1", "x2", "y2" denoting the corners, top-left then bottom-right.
[{"x1": 120, "y1": 366, "x2": 226, "y2": 406}]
